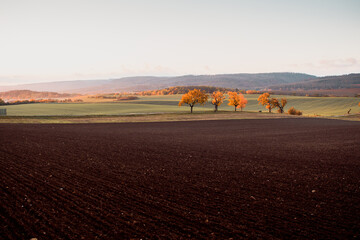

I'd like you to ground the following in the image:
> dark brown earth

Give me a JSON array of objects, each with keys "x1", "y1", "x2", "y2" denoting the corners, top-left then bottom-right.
[{"x1": 1, "y1": 119, "x2": 360, "y2": 239}]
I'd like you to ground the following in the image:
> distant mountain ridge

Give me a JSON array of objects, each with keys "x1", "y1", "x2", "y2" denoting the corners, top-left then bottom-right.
[
  {"x1": 0, "y1": 72, "x2": 316, "y2": 94},
  {"x1": 0, "y1": 90, "x2": 78, "y2": 100},
  {"x1": 269, "y1": 73, "x2": 360, "y2": 90}
]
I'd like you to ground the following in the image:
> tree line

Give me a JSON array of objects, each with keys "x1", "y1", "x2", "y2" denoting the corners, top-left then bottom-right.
[
  {"x1": 0, "y1": 98, "x2": 83, "y2": 106},
  {"x1": 137, "y1": 86, "x2": 261, "y2": 96}
]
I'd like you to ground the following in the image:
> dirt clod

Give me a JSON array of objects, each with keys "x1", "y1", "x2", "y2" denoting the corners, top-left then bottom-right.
[{"x1": 1, "y1": 118, "x2": 359, "y2": 239}]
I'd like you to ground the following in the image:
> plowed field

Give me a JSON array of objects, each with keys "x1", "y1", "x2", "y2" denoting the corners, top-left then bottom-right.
[{"x1": 1, "y1": 119, "x2": 360, "y2": 239}]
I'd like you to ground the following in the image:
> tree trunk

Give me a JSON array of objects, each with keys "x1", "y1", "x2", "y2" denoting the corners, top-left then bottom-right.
[
  {"x1": 190, "y1": 105, "x2": 193, "y2": 113},
  {"x1": 235, "y1": 106, "x2": 237, "y2": 111},
  {"x1": 214, "y1": 105, "x2": 218, "y2": 112}
]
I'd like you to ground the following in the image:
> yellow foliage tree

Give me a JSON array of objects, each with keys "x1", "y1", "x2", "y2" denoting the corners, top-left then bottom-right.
[
  {"x1": 228, "y1": 92, "x2": 248, "y2": 111},
  {"x1": 179, "y1": 89, "x2": 208, "y2": 113},
  {"x1": 211, "y1": 91, "x2": 225, "y2": 112},
  {"x1": 272, "y1": 98, "x2": 287, "y2": 113},
  {"x1": 258, "y1": 93, "x2": 274, "y2": 113}
]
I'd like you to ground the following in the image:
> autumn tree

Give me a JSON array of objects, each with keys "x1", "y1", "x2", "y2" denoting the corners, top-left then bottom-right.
[
  {"x1": 0, "y1": 98, "x2": 5, "y2": 105},
  {"x1": 238, "y1": 94, "x2": 248, "y2": 111},
  {"x1": 179, "y1": 89, "x2": 208, "y2": 113},
  {"x1": 246, "y1": 90, "x2": 260, "y2": 94},
  {"x1": 258, "y1": 93, "x2": 274, "y2": 113},
  {"x1": 228, "y1": 92, "x2": 248, "y2": 111},
  {"x1": 272, "y1": 98, "x2": 287, "y2": 113},
  {"x1": 211, "y1": 91, "x2": 225, "y2": 112}
]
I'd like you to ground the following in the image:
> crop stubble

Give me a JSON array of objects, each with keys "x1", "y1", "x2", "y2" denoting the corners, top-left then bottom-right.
[{"x1": 1, "y1": 119, "x2": 360, "y2": 239}]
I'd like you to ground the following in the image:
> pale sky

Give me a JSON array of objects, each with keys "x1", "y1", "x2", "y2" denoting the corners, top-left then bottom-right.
[{"x1": 1, "y1": 0, "x2": 360, "y2": 85}]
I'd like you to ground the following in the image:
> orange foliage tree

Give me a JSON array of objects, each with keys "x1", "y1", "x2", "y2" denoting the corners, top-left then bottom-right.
[
  {"x1": 211, "y1": 91, "x2": 225, "y2": 112},
  {"x1": 272, "y1": 98, "x2": 287, "y2": 113},
  {"x1": 179, "y1": 89, "x2": 208, "y2": 113},
  {"x1": 258, "y1": 93, "x2": 273, "y2": 113},
  {"x1": 228, "y1": 92, "x2": 248, "y2": 111},
  {"x1": 246, "y1": 90, "x2": 260, "y2": 94},
  {"x1": 258, "y1": 93, "x2": 288, "y2": 113}
]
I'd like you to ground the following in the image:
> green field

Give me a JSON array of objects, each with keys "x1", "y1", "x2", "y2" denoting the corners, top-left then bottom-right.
[{"x1": 2, "y1": 94, "x2": 360, "y2": 117}]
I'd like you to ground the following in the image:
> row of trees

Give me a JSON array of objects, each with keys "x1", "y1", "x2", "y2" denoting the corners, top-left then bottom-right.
[
  {"x1": 179, "y1": 89, "x2": 248, "y2": 113},
  {"x1": 178, "y1": 89, "x2": 328, "y2": 114},
  {"x1": 258, "y1": 93, "x2": 304, "y2": 115},
  {"x1": 138, "y1": 86, "x2": 235, "y2": 96},
  {"x1": 137, "y1": 86, "x2": 262, "y2": 96}
]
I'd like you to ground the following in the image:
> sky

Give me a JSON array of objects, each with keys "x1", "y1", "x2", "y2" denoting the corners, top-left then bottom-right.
[{"x1": 0, "y1": 0, "x2": 360, "y2": 85}]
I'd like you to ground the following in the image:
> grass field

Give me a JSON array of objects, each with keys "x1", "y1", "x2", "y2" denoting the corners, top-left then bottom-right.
[
  {"x1": 0, "y1": 112, "x2": 301, "y2": 124},
  {"x1": 1, "y1": 94, "x2": 359, "y2": 117}
]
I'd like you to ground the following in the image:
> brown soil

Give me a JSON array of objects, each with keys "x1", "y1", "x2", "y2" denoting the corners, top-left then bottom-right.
[{"x1": 1, "y1": 119, "x2": 360, "y2": 239}]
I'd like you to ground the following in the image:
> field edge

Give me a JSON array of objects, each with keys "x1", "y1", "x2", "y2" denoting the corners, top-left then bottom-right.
[{"x1": 1, "y1": 111, "x2": 359, "y2": 123}]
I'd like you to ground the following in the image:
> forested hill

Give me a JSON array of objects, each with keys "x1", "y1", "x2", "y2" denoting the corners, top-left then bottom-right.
[
  {"x1": 269, "y1": 73, "x2": 360, "y2": 90},
  {"x1": 0, "y1": 73, "x2": 316, "y2": 94},
  {"x1": 2, "y1": 73, "x2": 358, "y2": 95},
  {"x1": 156, "y1": 72, "x2": 316, "y2": 90},
  {"x1": 0, "y1": 90, "x2": 78, "y2": 100}
]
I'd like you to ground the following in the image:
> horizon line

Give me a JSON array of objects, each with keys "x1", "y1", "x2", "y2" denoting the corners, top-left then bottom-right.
[{"x1": 2, "y1": 72, "x2": 359, "y2": 87}]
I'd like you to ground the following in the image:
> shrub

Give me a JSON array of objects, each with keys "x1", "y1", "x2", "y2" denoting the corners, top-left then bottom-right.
[
  {"x1": 116, "y1": 96, "x2": 139, "y2": 101},
  {"x1": 288, "y1": 107, "x2": 302, "y2": 115}
]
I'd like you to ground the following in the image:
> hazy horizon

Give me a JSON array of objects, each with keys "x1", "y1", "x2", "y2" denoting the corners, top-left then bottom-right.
[
  {"x1": 1, "y1": 71, "x2": 359, "y2": 87},
  {"x1": 1, "y1": 0, "x2": 359, "y2": 85}
]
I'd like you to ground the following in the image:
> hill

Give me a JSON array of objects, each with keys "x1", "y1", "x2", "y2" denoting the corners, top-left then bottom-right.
[
  {"x1": 268, "y1": 74, "x2": 360, "y2": 96},
  {"x1": 0, "y1": 73, "x2": 316, "y2": 94},
  {"x1": 0, "y1": 79, "x2": 110, "y2": 93},
  {"x1": 0, "y1": 90, "x2": 79, "y2": 100},
  {"x1": 167, "y1": 73, "x2": 316, "y2": 89},
  {"x1": 270, "y1": 73, "x2": 360, "y2": 90}
]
